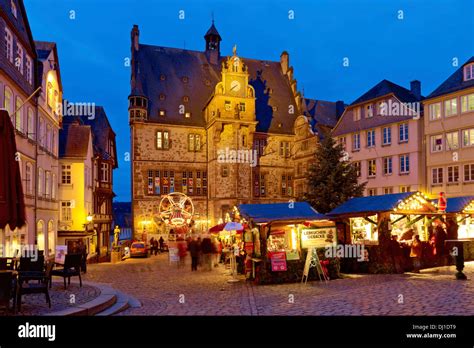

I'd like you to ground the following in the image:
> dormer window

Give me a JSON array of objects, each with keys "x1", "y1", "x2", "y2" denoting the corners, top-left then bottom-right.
[
  {"x1": 11, "y1": 0, "x2": 17, "y2": 18},
  {"x1": 159, "y1": 93, "x2": 166, "y2": 101},
  {"x1": 182, "y1": 76, "x2": 189, "y2": 84},
  {"x1": 365, "y1": 104, "x2": 374, "y2": 118},
  {"x1": 183, "y1": 96, "x2": 189, "y2": 103},
  {"x1": 185, "y1": 112, "x2": 191, "y2": 118},
  {"x1": 159, "y1": 110, "x2": 166, "y2": 117},
  {"x1": 160, "y1": 74, "x2": 166, "y2": 81},
  {"x1": 464, "y1": 64, "x2": 474, "y2": 81}
]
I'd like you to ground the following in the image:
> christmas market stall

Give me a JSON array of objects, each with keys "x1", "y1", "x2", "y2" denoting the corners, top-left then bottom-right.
[
  {"x1": 237, "y1": 202, "x2": 338, "y2": 284},
  {"x1": 327, "y1": 191, "x2": 452, "y2": 274}
]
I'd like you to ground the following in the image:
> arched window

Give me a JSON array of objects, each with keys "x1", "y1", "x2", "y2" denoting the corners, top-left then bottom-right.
[
  {"x1": 15, "y1": 97, "x2": 23, "y2": 132},
  {"x1": 37, "y1": 220, "x2": 45, "y2": 251},
  {"x1": 48, "y1": 220, "x2": 55, "y2": 255},
  {"x1": 4, "y1": 86, "x2": 13, "y2": 119}
]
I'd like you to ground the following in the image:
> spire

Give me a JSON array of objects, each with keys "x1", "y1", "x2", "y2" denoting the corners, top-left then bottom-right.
[{"x1": 204, "y1": 20, "x2": 221, "y2": 64}]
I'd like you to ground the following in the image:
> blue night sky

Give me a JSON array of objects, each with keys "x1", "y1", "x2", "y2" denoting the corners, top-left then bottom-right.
[{"x1": 25, "y1": 0, "x2": 474, "y2": 202}]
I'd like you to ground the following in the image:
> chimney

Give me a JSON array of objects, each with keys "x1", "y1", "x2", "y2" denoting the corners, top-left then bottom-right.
[
  {"x1": 280, "y1": 51, "x2": 289, "y2": 75},
  {"x1": 131, "y1": 25, "x2": 139, "y2": 52},
  {"x1": 410, "y1": 80, "x2": 421, "y2": 100}
]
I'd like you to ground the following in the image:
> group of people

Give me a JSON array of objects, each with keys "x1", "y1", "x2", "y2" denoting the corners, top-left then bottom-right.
[
  {"x1": 390, "y1": 220, "x2": 455, "y2": 273},
  {"x1": 149, "y1": 237, "x2": 165, "y2": 256},
  {"x1": 179, "y1": 236, "x2": 224, "y2": 271}
]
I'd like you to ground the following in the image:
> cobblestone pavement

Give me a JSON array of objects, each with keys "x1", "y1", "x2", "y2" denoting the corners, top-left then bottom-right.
[
  {"x1": 1, "y1": 282, "x2": 100, "y2": 316},
  {"x1": 82, "y1": 254, "x2": 474, "y2": 316}
]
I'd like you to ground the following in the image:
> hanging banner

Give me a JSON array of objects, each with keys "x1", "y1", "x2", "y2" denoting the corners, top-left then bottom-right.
[
  {"x1": 269, "y1": 251, "x2": 287, "y2": 272},
  {"x1": 155, "y1": 177, "x2": 160, "y2": 195},
  {"x1": 170, "y1": 178, "x2": 175, "y2": 193}
]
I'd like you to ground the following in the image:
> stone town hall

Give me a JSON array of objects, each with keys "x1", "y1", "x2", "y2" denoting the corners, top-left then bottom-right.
[{"x1": 128, "y1": 22, "x2": 344, "y2": 235}]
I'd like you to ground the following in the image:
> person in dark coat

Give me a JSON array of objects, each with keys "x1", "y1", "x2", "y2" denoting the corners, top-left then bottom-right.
[
  {"x1": 435, "y1": 225, "x2": 447, "y2": 265},
  {"x1": 77, "y1": 240, "x2": 88, "y2": 273},
  {"x1": 389, "y1": 235, "x2": 403, "y2": 273},
  {"x1": 188, "y1": 238, "x2": 200, "y2": 271},
  {"x1": 159, "y1": 236, "x2": 164, "y2": 252}
]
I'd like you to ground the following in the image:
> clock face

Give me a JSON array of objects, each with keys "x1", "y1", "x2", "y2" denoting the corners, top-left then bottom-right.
[{"x1": 230, "y1": 80, "x2": 241, "y2": 92}]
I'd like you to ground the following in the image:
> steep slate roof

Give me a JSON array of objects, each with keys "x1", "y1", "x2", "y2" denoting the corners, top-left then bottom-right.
[
  {"x1": 427, "y1": 57, "x2": 474, "y2": 99},
  {"x1": 204, "y1": 22, "x2": 221, "y2": 39},
  {"x1": 35, "y1": 41, "x2": 63, "y2": 91},
  {"x1": 303, "y1": 98, "x2": 345, "y2": 133},
  {"x1": 59, "y1": 123, "x2": 91, "y2": 158},
  {"x1": 132, "y1": 43, "x2": 299, "y2": 134},
  {"x1": 238, "y1": 202, "x2": 326, "y2": 223},
  {"x1": 332, "y1": 79, "x2": 423, "y2": 136},
  {"x1": 328, "y1": 192, "x2": 415, "y2": 217},
  {"x1": 0, "y1": 0, "x2": 36, "y2": 55}
]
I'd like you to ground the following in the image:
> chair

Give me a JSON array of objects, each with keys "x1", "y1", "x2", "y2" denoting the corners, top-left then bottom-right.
[
  {"x1": 0, "y1": 258, "x2": 7, "y2": 271},
  {"x1": 0, "y1": 272, "x2": 15, "y2": 314},
  {"x1": 16, "y1": 262, "x2": 54, "y2": 311},
  {"x1": 50, "y1": 254, "x2": 82, "y2": 289}
]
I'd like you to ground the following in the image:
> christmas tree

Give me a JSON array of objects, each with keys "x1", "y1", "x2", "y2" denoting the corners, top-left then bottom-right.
[{"x1": 303, "y1": 131, "x2": 366, "y2": 213}]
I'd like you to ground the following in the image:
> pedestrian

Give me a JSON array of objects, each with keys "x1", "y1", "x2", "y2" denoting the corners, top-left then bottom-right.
[
  {"x1": 389, "y1": 234, "x2": 403, "y2": 273},
  {"x1": 201, "y1": 237, "x2": 213, "y2": 271},
  {"x1": 435, "y1": 224, "x2": 447, "y2": 266},
  {"x1": 196, "y1": 237, "x2": 202, "y2": 267},
  {"x1": 187, "y1": 237, "x2": 200, "y2": 271},
  {"x1": 153, "y1": 239, "x2": 159, "y2": 255},
  {"x1": 77, "y1": 240, "x2": 88, "y2": 273},
  {"x1": 217, "y1": 239, "x2": 223, "y2": 265},
  {"x1": 177, "y1": 238, "x2": 187, "y2": 268},
  {"x1": 410, "y1": 235, "x2": 422, "y2": 273},
  {"x1": 159, "y1": 236, "x2": 164, "y2": 252},
  {"x1": 150, "y1": 237, "x2": 155, "y2": 256}
]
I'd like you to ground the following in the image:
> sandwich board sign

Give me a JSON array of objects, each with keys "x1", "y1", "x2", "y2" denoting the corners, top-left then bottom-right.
[{"x1": 301, "y1": 247, "x2": 328, "y2": 284}]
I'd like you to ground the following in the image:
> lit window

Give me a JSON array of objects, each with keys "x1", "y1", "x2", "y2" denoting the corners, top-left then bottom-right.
[
  {"x1": 365, "y1": 104, "x2": 373, "y2": 118},
  {"x1": 156, "y1": 131, "x2": 169, "y2": 149},
  {"x1": 383, "y1": 157, "x2": 392, "y2": 175},
  {"x1": 368, "y1": 159, "x2": 376, "y2": 177},
  {"x1": 462, "y1": 128, "x2": 474, "y2": 147},
  {"x1": 47, "y1": 82, "x2": 54, "y2": 108},
  {"x1": 464, "y1": 64, "x2": 474, "y2": 81},
  {"x1": 446, "y1": 131, "x2": 459, "y2": 150},
  {"x1": 445, "y1": 98, "x2": 458, "y2": 117},
  {"x1": 279, "y1": 141, "x2": 291, "y2": 158},
  {"x1": 188, "y1": 134, "x2": 201, "y2": 152},
  {"x1": 354, "y1": 161, "x2": 361, "y2": 177},
  {"x1": 399, "y1": 154, "x2": 410, "y2": 174},
  {"x1": 159, "y1": 110, "x2": 166, "y2": 117},
  {"x1": 429, "y1": 103, "x2": 441, "y2": 120},
  {"x1": 25, "y1": 55, "x2": 32, "y2": 84},
  {"x1": 183, "y1": 96, "x2": 189, "y2": 103},
  {"x1": 16, "y1": 43, "x2": 23, "y2": 74},
  {"x1": 4, "y1": 86, "x2": 13, "y2": 118},
  {"x1": 432, "y1": 168, "x2": 443, "y2": 185},
  {"x1": 185, "y1": 112, "x2": 191, "y2": 118},
  {"x1": 5, "y1": 28, "x2": 13, "y2": 63},
  {"x1": 15, "y1": 97, "x2": 22, "y2": 132},
  {"x1": 461, "y1": 94, "x2": 474, "y2": 113},
  {"x1": 61, "y1": 201, "x2": 72, "y2": 221},
  {"x1": 431, "y1": 134, "x2": 443, "y2": 152},
  {"x1": 100, "y1": 163, "x2": 109, "y2": 182}
]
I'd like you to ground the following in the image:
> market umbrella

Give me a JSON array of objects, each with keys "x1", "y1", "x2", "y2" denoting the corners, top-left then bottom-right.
[
  {"x1": 209, "y1": 223, "x2": 226, "y2": 233},
  {"x1": 0, "y1": 110, "x2": 26, "y2": 230},
  {"x1": 224, "y1": 222, "x2": 243, "y2": 231}
]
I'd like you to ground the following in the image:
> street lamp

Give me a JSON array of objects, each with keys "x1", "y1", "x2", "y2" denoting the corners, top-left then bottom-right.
[{"x1": 86, "y1": 214, "x2": 93, "y2": 223}]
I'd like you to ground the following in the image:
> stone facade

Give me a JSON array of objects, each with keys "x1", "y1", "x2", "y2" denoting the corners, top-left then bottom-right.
[{"x1": 128, "y1": 23, "x2": 342, "y2": 236}]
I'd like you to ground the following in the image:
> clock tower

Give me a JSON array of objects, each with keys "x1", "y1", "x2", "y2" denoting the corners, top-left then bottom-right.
[{"x1": 205, "y1": 46, "x2": 257, "y2": 223}]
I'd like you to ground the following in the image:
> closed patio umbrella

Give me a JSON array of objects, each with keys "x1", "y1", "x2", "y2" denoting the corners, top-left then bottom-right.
[{"x1": 0, "y1": 110, "x2": 26, "y2": 230}]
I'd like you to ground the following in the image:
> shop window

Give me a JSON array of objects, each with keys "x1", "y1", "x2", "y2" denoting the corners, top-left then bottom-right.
[{"x1": 350, "y1": 216, "x2": 378, "y2": 244}]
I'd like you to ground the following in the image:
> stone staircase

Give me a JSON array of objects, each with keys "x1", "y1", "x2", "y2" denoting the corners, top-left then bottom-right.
[{"x1": 49, "y1": 282, "x2": 141, "y2": 316}]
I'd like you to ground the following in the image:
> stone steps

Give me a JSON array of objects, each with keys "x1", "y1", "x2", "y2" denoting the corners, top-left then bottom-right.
[{"x1": 48, "y1": 281, "x2": 141, "y2": 316}]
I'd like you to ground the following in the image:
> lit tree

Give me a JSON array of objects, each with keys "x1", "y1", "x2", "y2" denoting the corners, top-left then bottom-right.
[{"x1": 303, "y1": 131, "x2": 366, "y2": 213}]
